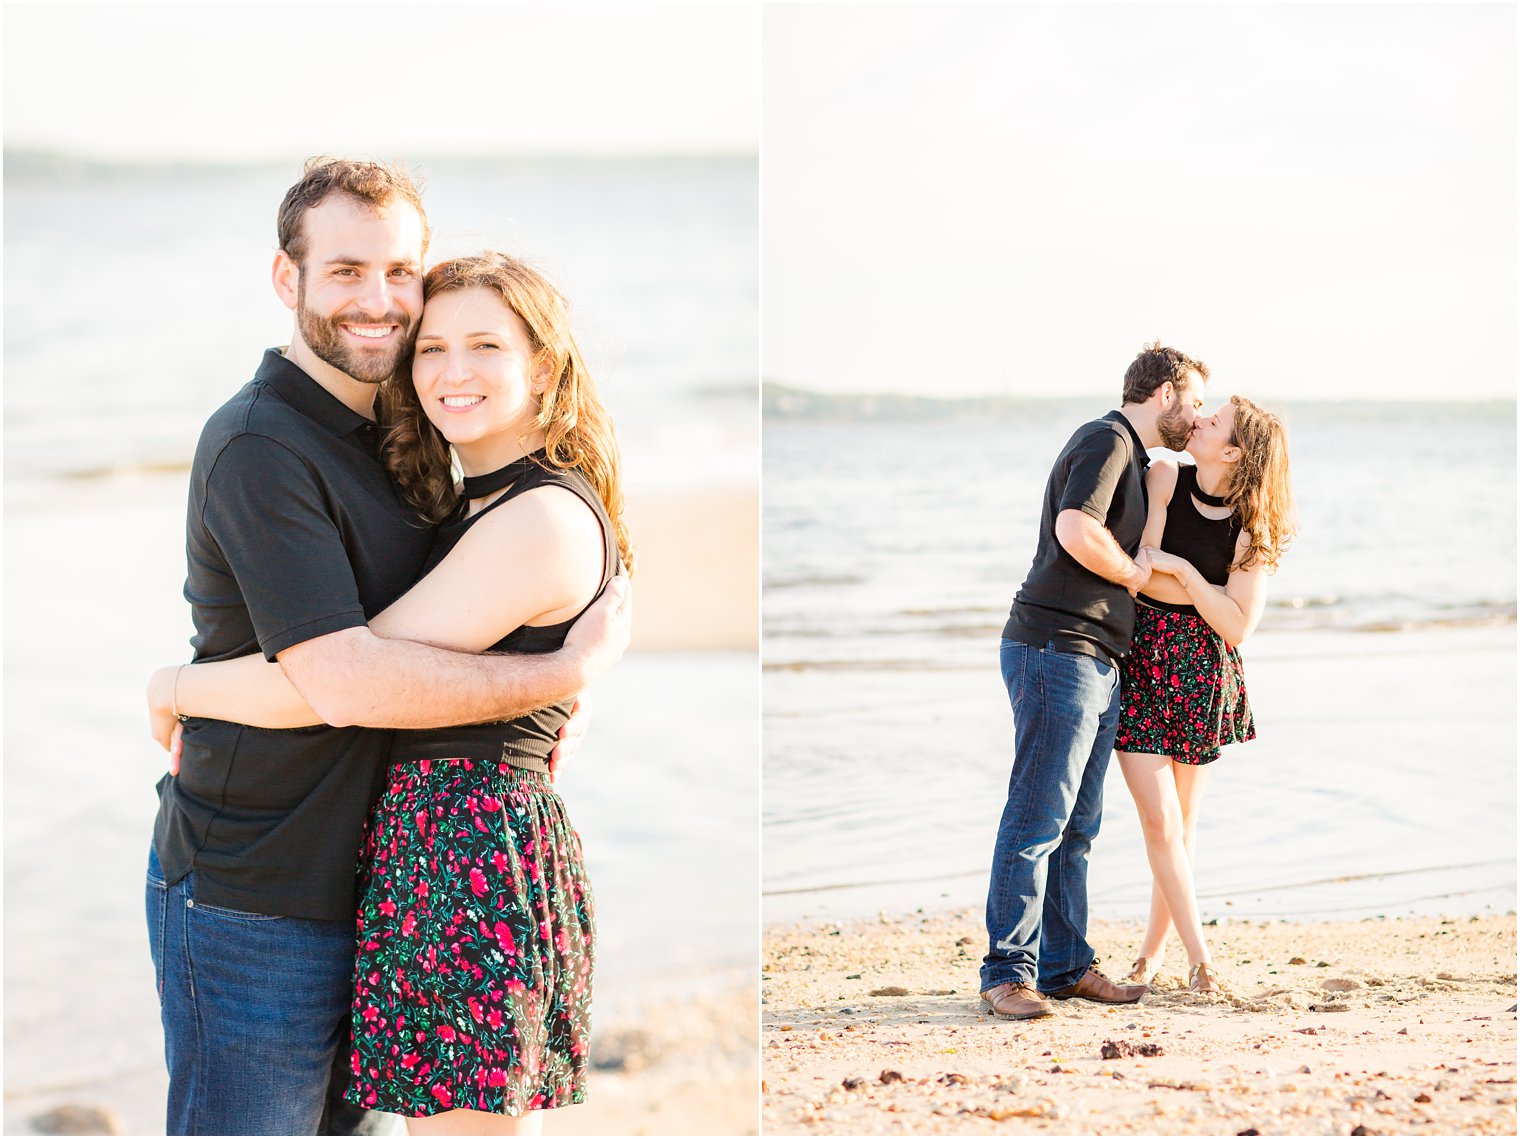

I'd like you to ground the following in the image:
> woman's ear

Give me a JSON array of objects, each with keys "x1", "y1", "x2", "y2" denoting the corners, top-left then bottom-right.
[{"x1": 531, "y1": 355, "x2": 556, "y2": 395}]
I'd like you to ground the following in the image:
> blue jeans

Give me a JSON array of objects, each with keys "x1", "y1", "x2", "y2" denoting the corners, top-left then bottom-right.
[
  {"x1": 145, "y1": 845, "x2": 377, "y2": 1135},
  {"x1": 981, "y1": 640, "x2": 1121, "y2": 993}
]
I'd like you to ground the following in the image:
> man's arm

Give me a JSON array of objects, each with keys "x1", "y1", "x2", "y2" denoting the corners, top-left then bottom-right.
[
  {"x1": 1053, "y1": 509, "x2": 1151, "y2": 597},
  {"x1": 277, "y1": 576, "x2": 630, "y2": 728}
]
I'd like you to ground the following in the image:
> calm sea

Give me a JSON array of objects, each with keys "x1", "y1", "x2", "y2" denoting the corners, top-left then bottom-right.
[{"x1": 763, "y1": 398, "x2": 1517, "y2": 925}]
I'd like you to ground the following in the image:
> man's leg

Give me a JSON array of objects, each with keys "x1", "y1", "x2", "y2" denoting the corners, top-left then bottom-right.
[
  {"x1": 981, "y1": 643, "x2": 1113, "y2": 991},
  {"x1": 1037, "y1": 657, "x2": 1122, "y2": 990},
  {"x1": 147, "y1": 847, "x2": 359, "y2": 1136}
]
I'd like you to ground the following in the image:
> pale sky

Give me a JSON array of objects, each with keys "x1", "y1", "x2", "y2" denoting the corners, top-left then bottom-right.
[
  {"x1": 3, "y1": 2, "x2": 758, "y2": 160},
  {"x1": 763, "y1": 4, "x2": 1517, "y2": 401}
]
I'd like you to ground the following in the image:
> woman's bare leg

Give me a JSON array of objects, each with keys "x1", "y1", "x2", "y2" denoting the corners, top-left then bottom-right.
[
  {"x1": 406, "y1": 1108, "x2": 543, "y2": 1136},
  {"x1": 1173, "y1": 759, "x2": 1213, "y2": 891},
  {"x1": 1138, "y1": 870, "x2": 1173, "y2": 964},
  {"x1": 1117, "y1": 750, "x2": 1212, "y2": 968}
]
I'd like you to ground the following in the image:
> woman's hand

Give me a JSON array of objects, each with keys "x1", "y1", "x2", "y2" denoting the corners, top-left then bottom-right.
[
  {"x1": 1142, "y1": 546, "x2": 1194, "y2": 581},
  {"x1": 148, "y1": 665, "x2": 188, "y2": 774},
  {"x1": 147, "y1": 666, "x2": 180, "y2": 751}
]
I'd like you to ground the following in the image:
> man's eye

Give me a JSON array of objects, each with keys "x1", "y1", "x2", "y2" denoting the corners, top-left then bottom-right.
[{"x1": 390, "y1": 268, "x2": 414, "y2": 278}]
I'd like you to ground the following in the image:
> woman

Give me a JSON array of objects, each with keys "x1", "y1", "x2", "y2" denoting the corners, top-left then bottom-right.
[
  {"x1": 148, "y1": 252, "x2": 630, "y2": 1134},
  {"x1": 1114, "y1": 395, "x2": 1295, "y2": 995}
]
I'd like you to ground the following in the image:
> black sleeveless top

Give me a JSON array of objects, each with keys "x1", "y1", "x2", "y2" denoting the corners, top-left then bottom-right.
[
  {"x1": 390, "y1": 452, "x2": 618, "y2": 769},
  {"x1": 1144, "y1": 464, "x2": 1241, "y2": 617}
]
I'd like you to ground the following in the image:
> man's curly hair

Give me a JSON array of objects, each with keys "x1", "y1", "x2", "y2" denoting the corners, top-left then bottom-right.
[{"x1": 1122, "y1": 340, "x2": 1209, "y2": 403}]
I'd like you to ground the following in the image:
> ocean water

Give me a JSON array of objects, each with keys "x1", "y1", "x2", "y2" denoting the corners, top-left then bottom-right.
[
  {"x1": 762, "y1": 400, "x2": 1517, "y2": 924},
  {"x1": 3, "y1": 154, "x2": 758, "y2": 491}
]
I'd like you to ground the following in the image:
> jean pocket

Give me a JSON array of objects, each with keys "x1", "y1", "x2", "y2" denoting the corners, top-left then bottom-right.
[
  {"x1": 146, "y1": 844, "x2": 167, "y2": 890},
  {"x1": 192, "y1": 901, "x2": 284, "y2": 923}
]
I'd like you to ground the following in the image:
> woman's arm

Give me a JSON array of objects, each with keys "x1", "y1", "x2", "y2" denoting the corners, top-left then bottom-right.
[
  {"x1": 151, "y1": 485, "x2": 605, "y2": 731},
  {"x1": 1145, "y1": 529, "x2": 1269, "y2": 647},
  {"x1": 1135, "y1": 461, "x2": 1193, "y2": 607}
]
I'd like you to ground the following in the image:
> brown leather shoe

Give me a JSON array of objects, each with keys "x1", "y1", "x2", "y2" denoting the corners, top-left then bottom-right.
[
  {"x1": 1043, "y1": 960, "x2": 1147, "y2": 1004},
  {"x1": 979, "y1": 982, "x2": 1054, "y2": 1020}
]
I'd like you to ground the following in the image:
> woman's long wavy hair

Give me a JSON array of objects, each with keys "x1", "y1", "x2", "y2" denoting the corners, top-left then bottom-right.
[
  {"x1": 379, "y1": 252, "x2": 633, "y2": 573},
  {"x1": 1223, "y1": 395, "x2": 1296, "y2": 573}
]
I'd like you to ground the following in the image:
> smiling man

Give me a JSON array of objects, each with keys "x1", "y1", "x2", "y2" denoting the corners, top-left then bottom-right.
[{"x1": 146, "y1": 159, "x2": 631, "y2": 1136}]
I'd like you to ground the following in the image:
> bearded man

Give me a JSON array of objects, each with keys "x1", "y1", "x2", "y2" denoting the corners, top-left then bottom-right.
[{"x1": 978, "y1": 342, "x2": 1208, "y2": 1021}]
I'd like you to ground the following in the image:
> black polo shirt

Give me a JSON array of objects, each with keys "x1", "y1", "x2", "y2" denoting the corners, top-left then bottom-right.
[
  {"x1": 152, "y1": 349, "x2": 435, "y2": 921},
  {"x1": 1002, "y1": 410, "x2": 1150, "y2": 667}
]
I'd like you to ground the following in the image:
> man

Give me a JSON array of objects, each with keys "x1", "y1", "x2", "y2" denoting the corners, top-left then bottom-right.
[
  {"x1": 146, "y1": 158, "x2": 631, "y2": 1135},
  {"x1": 979, "y1": 342, "x2": 1208, "y2": 1021}
]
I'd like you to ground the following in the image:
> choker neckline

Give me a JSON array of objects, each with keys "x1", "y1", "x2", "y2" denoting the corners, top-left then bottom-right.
[
  {"x1": 460, "y1": 449, "x2": 545, "y2": 501},
  {"x1": 1189, "y1": 472, "x2": 1229, "y2": 508}
]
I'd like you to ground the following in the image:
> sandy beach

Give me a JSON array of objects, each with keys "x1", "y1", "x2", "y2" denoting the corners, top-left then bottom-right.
[
  {"x1": 762, "y1": 909, "x2": 1517, "y2": 1135},
  {"x1": 2, "y1": 471, "x2": 758, "y2": 1136}
]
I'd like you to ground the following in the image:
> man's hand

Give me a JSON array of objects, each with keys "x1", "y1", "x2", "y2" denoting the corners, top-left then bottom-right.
[
  {"x1": 548, "y1": 693, "x2": 592, "y2": 783},
  {"x1": 560, "y1": 575, "x2": 633, "y2": 690}
]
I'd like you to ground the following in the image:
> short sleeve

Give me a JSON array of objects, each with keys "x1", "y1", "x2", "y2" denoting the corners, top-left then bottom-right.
[
  {"x1": 199, "y1": 433, "x2": 368, "y2": 661},
  {"x1": 1057, "y1": 426, "x2": 1132, "y2": 526}
]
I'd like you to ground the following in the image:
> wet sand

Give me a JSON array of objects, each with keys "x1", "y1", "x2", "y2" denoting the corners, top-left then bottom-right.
[{"x1": 763, "y1": 909, "x2": 1517, "y2": 1135}]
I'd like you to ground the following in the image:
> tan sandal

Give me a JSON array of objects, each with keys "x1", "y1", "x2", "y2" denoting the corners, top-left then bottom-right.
[
  {"x1": 1125, "y1": 957, "x2": 1153, "y2": 985},
  {"x1": 1188, "y1": 961, "x2": 1222, "y2": 994}
]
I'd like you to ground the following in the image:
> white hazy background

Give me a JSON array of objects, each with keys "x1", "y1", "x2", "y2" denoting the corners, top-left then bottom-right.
[{"x1": 763, "y1": 3, "x2": 1516, "y2": 400}]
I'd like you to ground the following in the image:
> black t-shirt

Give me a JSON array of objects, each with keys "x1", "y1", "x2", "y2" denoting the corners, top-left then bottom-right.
[
  {"x1": 1001, "y1": 410, "x2": 1150, "y2": 666},
  {"x1": 152, "y1": 349, "x2": 435, "y2": 921}
]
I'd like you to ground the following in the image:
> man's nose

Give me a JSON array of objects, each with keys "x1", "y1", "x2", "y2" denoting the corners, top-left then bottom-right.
[{"x1": 355, "y1": 273, "x2": 394, "y2": 317}]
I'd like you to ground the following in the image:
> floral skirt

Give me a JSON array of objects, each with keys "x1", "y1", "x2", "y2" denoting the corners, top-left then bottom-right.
[
  {"x1": 345, "y1": 757, "x2": 593, "y2": 1118},
  {"x1": 1115, "y1": 603, "x2": 1255, "y2": 765}
]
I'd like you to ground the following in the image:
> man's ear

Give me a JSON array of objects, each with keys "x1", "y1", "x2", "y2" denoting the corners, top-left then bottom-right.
[
  {"x1": 272, "y1": 250, "x2": 300, "y2": 312},
  {"x1": 1154, "y1": 379, "x2": 1175, "y2": 408}
]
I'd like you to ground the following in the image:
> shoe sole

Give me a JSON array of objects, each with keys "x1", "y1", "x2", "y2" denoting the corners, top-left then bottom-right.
[
  {"x1": 979, "y1": 997, "x2": 1054, "y2": 1020},
  {"x1": 1044, "y1": 990, "x2": 1146, "y2": 1004}
]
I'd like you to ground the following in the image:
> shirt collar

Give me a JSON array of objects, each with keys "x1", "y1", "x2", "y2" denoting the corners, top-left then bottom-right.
[
  {"x1": 1104, "y1": 409, "x2": 1151, "y2": 469},
  {"x1": 256, "y1": 348, "x2": 379, "y2": 437}
]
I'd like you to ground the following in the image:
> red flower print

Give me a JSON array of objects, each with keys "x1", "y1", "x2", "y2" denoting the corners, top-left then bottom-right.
[
  {"x1": 436, "y1": 1025, "x2": 457, "y2": 1042},
  {"x1": 430, "y1": 1084, "x2": 452, "y2": 1108},
  {"x1": 494, "y1": 921, "x2": 516, "y2": 957}
]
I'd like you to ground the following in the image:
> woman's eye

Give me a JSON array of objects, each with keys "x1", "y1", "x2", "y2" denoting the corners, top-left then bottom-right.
[{"x1": 418, "y1": 345, "x2": 441, "y2": 354}]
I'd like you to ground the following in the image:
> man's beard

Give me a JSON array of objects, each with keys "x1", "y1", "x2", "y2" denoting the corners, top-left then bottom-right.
[
  {"x1": 1157, "y1": 399, "x2": 1194, "y2": 451},
  {"x1": 296, "y1": 280, "x2": 413, "y2": 386}
]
